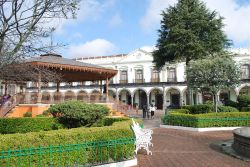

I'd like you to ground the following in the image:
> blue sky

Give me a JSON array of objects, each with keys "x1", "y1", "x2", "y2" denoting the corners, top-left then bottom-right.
[{"x1": 52, "y1": 0, "x2": 250, "y2": 58}]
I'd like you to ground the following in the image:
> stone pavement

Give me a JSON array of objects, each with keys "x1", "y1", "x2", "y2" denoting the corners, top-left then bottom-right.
[{"x1": 134, "y1": 113, "x2": 250, "y2": 167}]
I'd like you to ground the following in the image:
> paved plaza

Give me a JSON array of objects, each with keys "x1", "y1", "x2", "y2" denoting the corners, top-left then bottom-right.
[{"x1": 134, "y1": 115, "x2": 250, "y2": 167}]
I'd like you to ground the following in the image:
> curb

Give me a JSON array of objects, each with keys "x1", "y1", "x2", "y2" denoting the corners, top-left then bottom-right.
[
  {"x1": 160, "y1": 125, "x2": 241, "y2": 132},
  {"x1": 94, "y1": 158, "x2": 137, "y2": 167}
]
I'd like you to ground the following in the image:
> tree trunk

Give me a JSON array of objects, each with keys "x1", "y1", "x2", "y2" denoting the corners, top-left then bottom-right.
[
  {"x1": 213, "y1": 93, "x2": 218, "y2": 113},
  {"x1": 186, "y1": 58, "x2": 192, "y2": 105}
]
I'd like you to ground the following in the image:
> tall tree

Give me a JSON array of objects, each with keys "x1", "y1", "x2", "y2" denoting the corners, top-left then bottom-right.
[
  {"x1": 186, "y1": 55, "x2": 241, "y2": 112},
  {"x1": 153, "y1": 0, "x2": 231, "y2": 104},
  {"x1": 0, "y1": 0, "x2": 80, "y2": 68}
]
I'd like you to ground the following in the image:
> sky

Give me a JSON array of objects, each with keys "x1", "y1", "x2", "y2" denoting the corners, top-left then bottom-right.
[{"x1": 52, "y1": 0, "x2": 250, "y2": 58}]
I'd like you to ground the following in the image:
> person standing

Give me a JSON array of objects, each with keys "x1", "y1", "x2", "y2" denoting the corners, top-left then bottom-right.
[{"x1": 150, "y1": 104, "x2": 156, "y2": 119}]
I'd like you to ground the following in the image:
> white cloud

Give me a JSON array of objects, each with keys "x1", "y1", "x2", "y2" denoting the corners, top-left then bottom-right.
[
  {"x1": 140, "y1": 0, "x2": 176, "y2": 32},
  {"x1": 68, "y1": 39, "x2": 117, "y2": 58},
  {"x1": 54, "y1": 0, "x2": 115, "y2": 34},
  {"x1": 109, "y1": 13, "x2": 123, "y2": 27},
  {"x1": 141, "y1": 0, "x2": 250, "y2": 46}
]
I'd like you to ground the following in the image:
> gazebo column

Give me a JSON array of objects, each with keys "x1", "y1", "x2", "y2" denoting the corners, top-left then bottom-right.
[
  {"x1": 106, "y1": 77, "x2": 109, "y2": 101},
  {"x1": 4, "y1": 82, "x2": 7, "y2": 95},
  {"x1": 100, "y1": 80, "x2": 103, "y2": 95},
  {"x1": 56, "y1": 82, "x2": 60, "y2": 92},
  {"x1": 37, "y1": 71, "x2": 42, "y2": 103}
]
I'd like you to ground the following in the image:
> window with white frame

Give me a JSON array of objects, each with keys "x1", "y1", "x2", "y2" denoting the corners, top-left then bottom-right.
[{"x1": 241, "y1": 64, "x2": 250, "y2": 79}]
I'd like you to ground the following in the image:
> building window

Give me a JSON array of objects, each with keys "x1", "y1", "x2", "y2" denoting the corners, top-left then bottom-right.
[
  {"x1": 120, "y1": 70, "x2": 128, "y2": 83},
  {"x1": 151, "y1": 69, "x2": 160, "y2": 82},
  {"x1": 135, "y1": 69, "x2": 144, "y2": 83},
  {"x1": 167, "y1": 68, "x2": 176, "y2": 82},
  {"x1": 241, "y1": 64, "x2": 250, "y2": 79}
]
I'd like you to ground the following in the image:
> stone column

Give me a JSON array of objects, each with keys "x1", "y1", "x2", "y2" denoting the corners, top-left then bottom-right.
[
  {"x1": 115, "y1": 88, "x2": 119, "y2": 101},
  {"x1": 163, "y1": 86, "x2": 166, "y2": 111},
  {"x1": 147, "y1": 93, "x2": 150, "y2": 107}
]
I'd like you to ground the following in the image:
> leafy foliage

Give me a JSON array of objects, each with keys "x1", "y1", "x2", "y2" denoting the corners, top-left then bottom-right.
[
  {"x1": 237, "y1": 95, "x2": 250, "y2": 108},
  {"x1": 47, "y1": 101, "x2": 109, "y2": 128},
  {"x1": 153, "y1": 0, "x2": 230, "y2": 68},
  {"x1": 186, "y1": 56, "x2": 241, "y2": 111},
  {"x1": 162, "y1": 112, "x2": 250, "y2": 128},
  {"x1": 23, "y1": 112, "x2": 32, "y2": 117},
  {"x1": 182, "y1": 104, "x2": 213, "y2": 114},
  {"x1": 0, "y1": 118, "x2": 63, "y2": 134}
]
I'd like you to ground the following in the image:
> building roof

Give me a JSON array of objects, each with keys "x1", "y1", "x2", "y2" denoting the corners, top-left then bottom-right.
[
  {"x1": 25, "y1": 53, "x2": 117, "y2": 82},
  {"x1": 26, "y1": 53, "x2": 105, "y2": 69}
]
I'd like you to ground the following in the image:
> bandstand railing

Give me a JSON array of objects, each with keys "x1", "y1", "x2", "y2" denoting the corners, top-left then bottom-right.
[{"x1": 0, "y1": 92, "x2": 137, "y2": 117}]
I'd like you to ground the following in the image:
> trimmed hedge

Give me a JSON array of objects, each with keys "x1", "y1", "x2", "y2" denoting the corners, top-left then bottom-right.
[
  {"x1": 217, "y1": 106, "x2": 239, "y2": 112},
  {"x1": 0, "y1": 120, "x2": 135, "y2": 166},
  {"x1": 48, "y1": 101, "x2": 109, "y2": 128},
  {"x1": 162, "y1": 112, "x2": 250, "y2": 128},
  {"x1": 0, "y1": 118, "x2": 63, "y2": 134},
  {"x1": 241, "y1": 107, "x2": 250, "y2": 112},
  {"x1": 182, "y1": 104, "x2": 213, "y2": 114}
]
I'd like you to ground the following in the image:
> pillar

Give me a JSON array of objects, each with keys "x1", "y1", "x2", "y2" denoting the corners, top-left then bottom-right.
[
  {"x1": 180, "y1": 94, "x2": 184, "y2": 106},
  {"x1": 106, "y1": 77, "x2": 109, "y2": 101},
  {"x1": 37, "y1": 71, "x2": 42, "y2": 103},
  {"x1": 100, "y1": 80, "x2": 103, "y2": 95},
  {"x1": 115, "y1": 88, "x2": 119, "y2": 101},
  {"x1": 147, "y1": 93, "x2": 149, "y2": 107},
  {"x1": 163, "y1": 86, "x2": 166, "y2": 111},
  {"x1": 131, "y1": 94, "x2": 134, "y2": 111},
  {"x1": 56, "y1": 82, "x2": 60, "y2": 92},
  {"x1": 4, "y1": 82, "x2": 7, "y2": 95}
]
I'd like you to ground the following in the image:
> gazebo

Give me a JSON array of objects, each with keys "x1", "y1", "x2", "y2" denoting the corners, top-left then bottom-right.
[{"x1": 24, "y1": 53, "x2": 117, "y2": 102}]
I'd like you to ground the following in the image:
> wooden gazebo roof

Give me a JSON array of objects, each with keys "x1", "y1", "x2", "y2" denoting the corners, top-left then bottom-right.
[{"x1": 25, "y1": 53, "x2": 117, "y2": 82}]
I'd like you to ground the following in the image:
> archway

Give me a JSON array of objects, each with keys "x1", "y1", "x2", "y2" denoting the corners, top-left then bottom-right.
[
  {"x1": 108, "y1": 90, "x2": 116, "y2": 100},
  {"x1": 90, "y1": 90, "x2": 101, "y2": 102},
  {"x1": 77, "y1": 90, "x2": 88, "y2": 102},
  {"x1": 133, "y1": 89, "x2": 147, "y2": 109},
  {"x1": 118, "y1": 89, "x2": 132, "y2": 105},
  {"x1": 149, "y1": 88, "x2": 163, "y2": 109},
  {"x1": 42, "y1": 92, "x2": 51, "y2": 104},
  {"x1": 53, "y1": 92, "x2": 62, "y2": 103},
  {"x1": 239, "y1": 86, "x2": 250, "y2": 95},
  {"x1": 64, "y1": 91, "x2": 76, "y2": 101},
  {"x1": 166, "y1": 88, "x2": 180, "y2": 108}
]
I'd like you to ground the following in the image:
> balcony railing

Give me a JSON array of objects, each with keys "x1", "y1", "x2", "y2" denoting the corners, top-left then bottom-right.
[
  {"x1": 151, "y1": 78, "x2": 160, "y2": 83},
  {"x1": 119, "y1": 80, "x2": 128, "y2": 84},
  {"x1": 134, "y1": 79, "x2": 144, "y2": 83}
]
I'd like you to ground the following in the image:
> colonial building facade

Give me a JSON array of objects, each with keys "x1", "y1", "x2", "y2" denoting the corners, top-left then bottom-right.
[{"x1": 25, "y1": 48, "x2": 250, "y2": 110}]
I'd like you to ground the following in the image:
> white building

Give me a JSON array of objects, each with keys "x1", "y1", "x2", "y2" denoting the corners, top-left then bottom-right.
[{"x1": 26, "y1": 48, "x2": 250, "y2": 110}]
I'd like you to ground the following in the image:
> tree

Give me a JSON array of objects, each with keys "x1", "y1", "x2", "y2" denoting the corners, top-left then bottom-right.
[
  {"x1": 153, "y1": 0, "x2": 231, "y2": 104},
  {"x1": 186, "y1": 55, "x2": 241, "y2": 112},
  {"x1": 0, "y1": 0, "x2": 79, "y2": 93},
  {"x1": 0, "y1": 0, "x2": 79, "y2": 68}
]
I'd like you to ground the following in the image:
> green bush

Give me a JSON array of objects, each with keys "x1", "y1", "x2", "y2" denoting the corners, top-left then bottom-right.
[
  {"x1": 240, "y1": 107, "x2": 250, "y2": 112},
  {"x1": 217, "y1": 106, "x2": 239, "y2": 112},
  {"x1": 0, "y1": 120, "x2": 134, "y2": 166},
  {"x1": 169, "y1": 109, "x2": 189, "y2": 114},
  {"x1": 224, "y1": 100, "x2": 239, "y2": 108},
  {"x1": 162, "y1": 112, "x2": 250, "y2": 128},
  {"x1": 181, "y1": 104, "x2": 213, "y2": 114},
  {"x1": 23, "y1": 111, "x2": 32, "y2": 117},
  {"x1": 47, "y1": 101, "x2": 109, "y2": 128},
  {"x1": 0, "y1": 118, "x2": 63, "y2": 134},
  {"x1": 238, "y1": 95, "x2": 250, "y2": 107}
]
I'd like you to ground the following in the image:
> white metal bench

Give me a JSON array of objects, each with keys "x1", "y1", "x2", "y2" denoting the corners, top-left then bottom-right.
[{"x1": 131, "y1": 119, "x2": 153, "y2": 155}]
